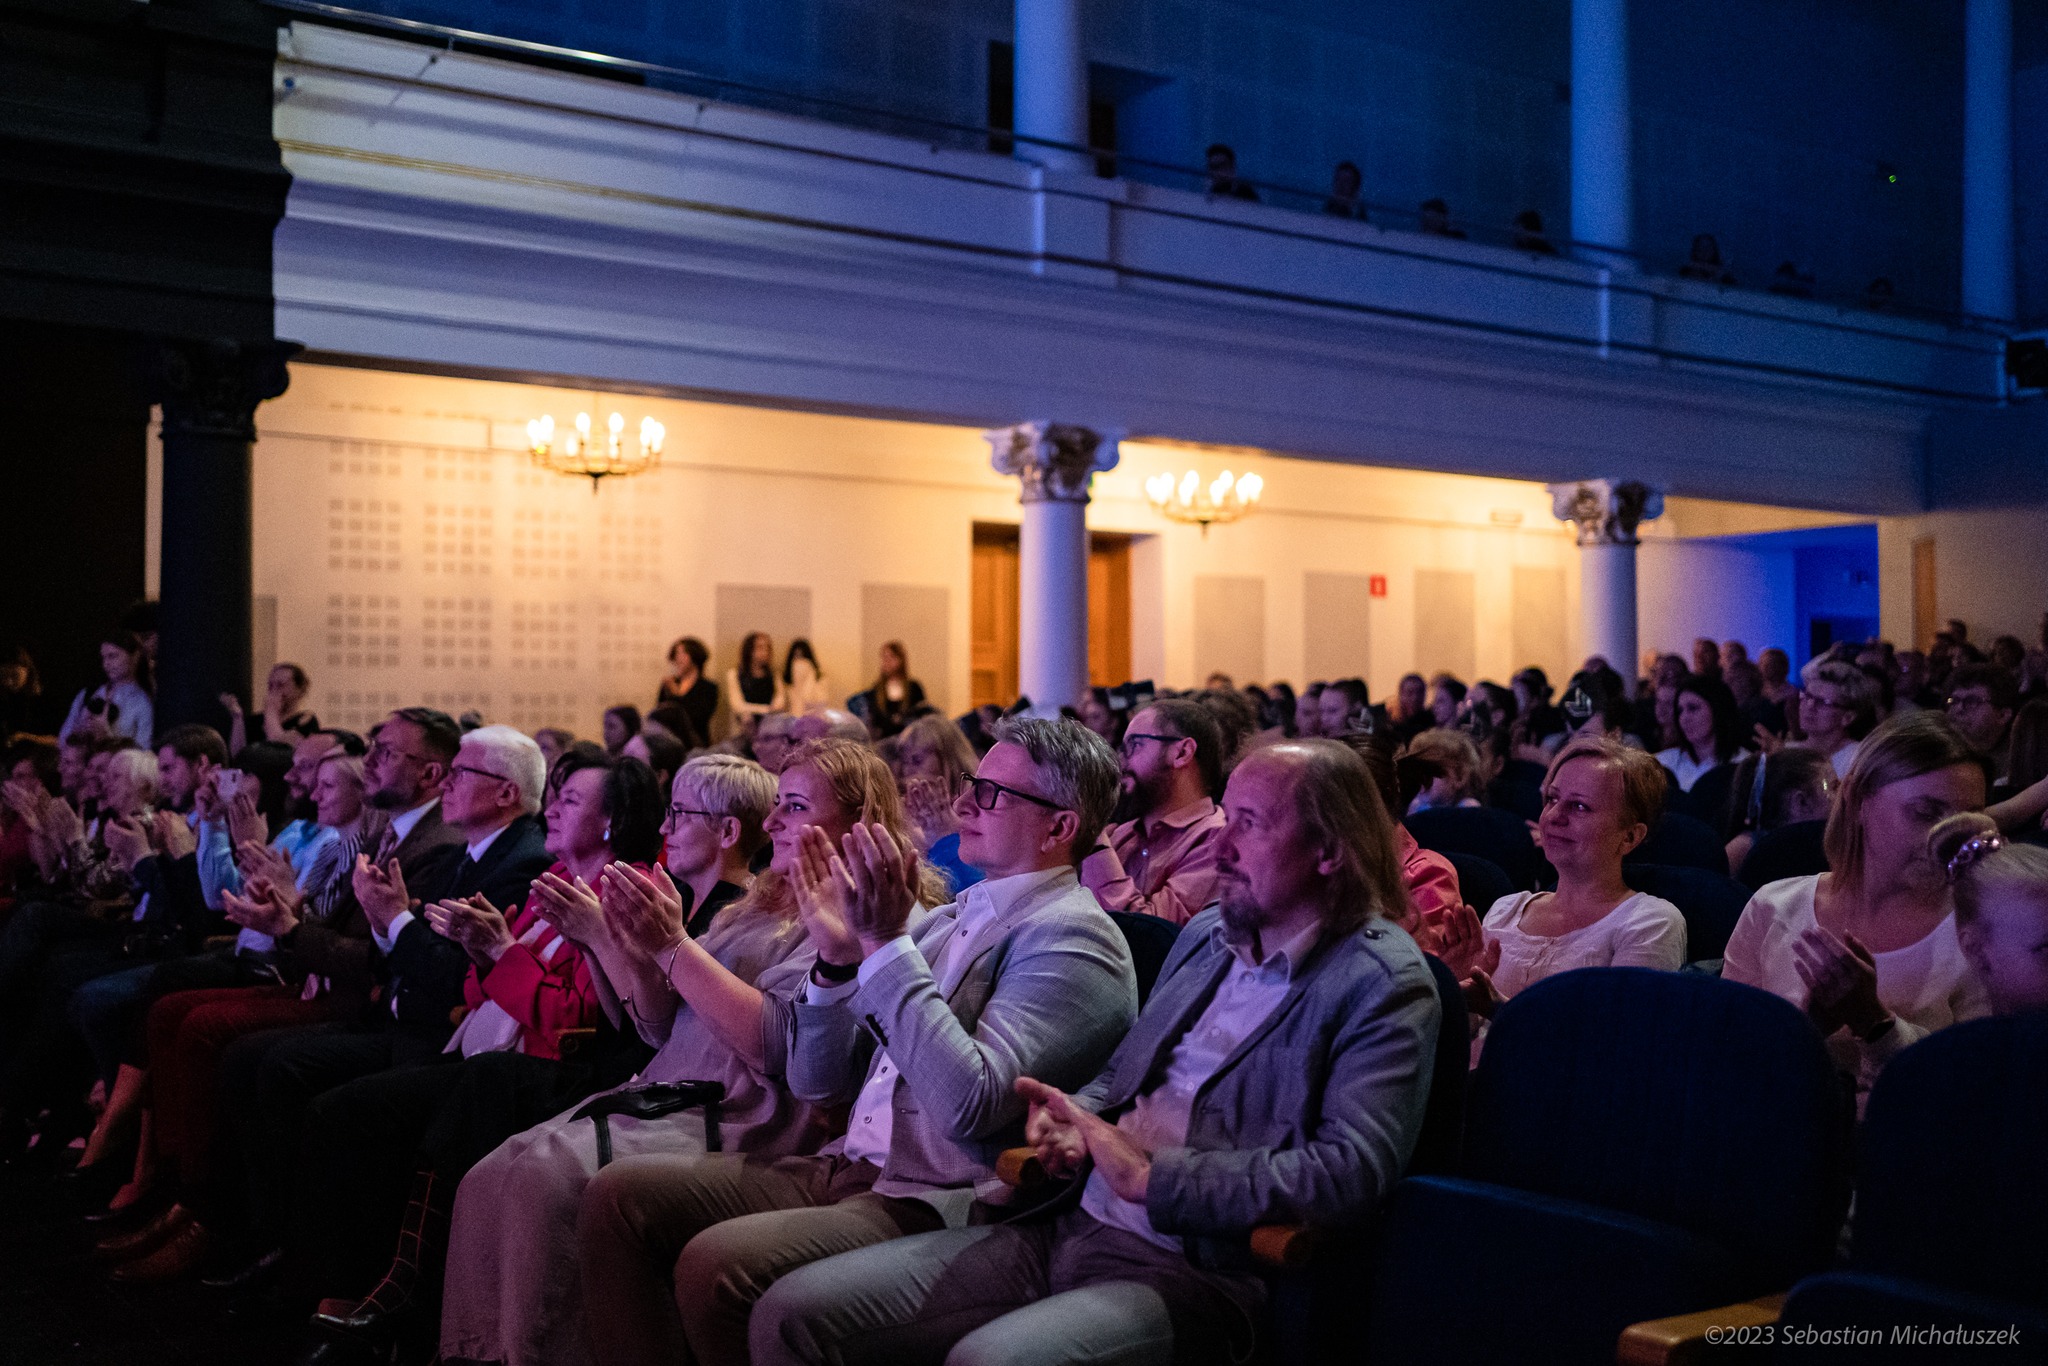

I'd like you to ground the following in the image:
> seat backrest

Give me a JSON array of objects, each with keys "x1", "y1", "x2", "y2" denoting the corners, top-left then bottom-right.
[
  {"x1": 1405, "y1": 806, "x2": 1540, "y2": 891},
  {"x1": 1485, "y1": 777, "x2": 1543, "y2": 822},
  {"x1": 1626, "y1": 810, "x2": 1729, "y2": 875},
  {"x1": 1682, "y1": 763, "x2": 1740, "y2": 837},
  {"x1": 1441, "y1": 852, "x2": 1513, "y2": 918},
  {"x1": 1410, "y1": 953, "x2": 1470, "y2": 1176},
  {"x1": 1619, "y1": 863, "x2": 1750, "y2": 963},
  {"x1": 1107, "y1": 910, "x2": 1182, "y2": 1007},
  {"x1": 1464, "y1": 967, "x2": 1850, "y2": 1288},
  {"x1": 1736, "y1": 819, "x2": 1830, "y2": 890},
  {"x1": 1854, "y1": 1011, "x2": 2048, "y2": 1310}
]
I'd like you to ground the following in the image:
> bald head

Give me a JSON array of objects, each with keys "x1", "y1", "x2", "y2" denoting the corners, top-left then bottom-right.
[{"x1": 789, "y1": 708, "x2": 870, "y2": 746}]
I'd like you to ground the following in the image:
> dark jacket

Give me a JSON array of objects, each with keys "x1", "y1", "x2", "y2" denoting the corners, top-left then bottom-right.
[
  {"x1": 284, "y1": 801, "x2": 465, "y2": 1005},
  {"x1": 380, "y1": 813, "x2": 552, "y2": 1036}
]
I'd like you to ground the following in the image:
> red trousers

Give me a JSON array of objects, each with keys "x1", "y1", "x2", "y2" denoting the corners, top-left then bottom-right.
[{"x1": 146, "y1": 986, "x2": 345, "y2": 1190}]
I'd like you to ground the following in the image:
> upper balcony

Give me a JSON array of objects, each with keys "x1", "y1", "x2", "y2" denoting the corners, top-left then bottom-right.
[{"x1": 269, "y1": 11, "x2": 2015, "y2": 514}]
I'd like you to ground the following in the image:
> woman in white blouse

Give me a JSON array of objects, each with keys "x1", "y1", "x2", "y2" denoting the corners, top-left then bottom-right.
[
  {"x1": 1722, "y1": 711, "x2": 1990, "y2": 1102},
  {"x1": 1439, "y1": 736, "x2": 1687, "y2": 1018},
  {"x1": 1654, "y1": 674, "x2": 1748, "y2": 792}
]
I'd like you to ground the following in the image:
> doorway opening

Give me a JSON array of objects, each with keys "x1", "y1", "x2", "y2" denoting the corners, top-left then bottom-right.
[{"x1": 970, "y1": 524, "x2": 1132, "y2": 708}]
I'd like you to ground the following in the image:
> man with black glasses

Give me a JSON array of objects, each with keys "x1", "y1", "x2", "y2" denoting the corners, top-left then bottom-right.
[
  {"x1": 577, "y1": 717, "x2": 1139, "y2": 1366},
  {"x1": 1080, "y1": 699, "x2": 1227, "y2": 926}
]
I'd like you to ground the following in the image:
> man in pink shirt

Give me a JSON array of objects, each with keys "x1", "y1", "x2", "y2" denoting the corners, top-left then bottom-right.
[{"x1": 1080, "y1": 699, "x2": 1228, "y2": 925}]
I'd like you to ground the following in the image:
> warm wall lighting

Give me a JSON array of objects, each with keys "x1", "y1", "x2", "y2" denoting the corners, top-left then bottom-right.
[
  {"x1": 1145, "y1": 467, "x2": 1264, "y2": 535},
  {"x1": 528, "y1": 410, "x2": 666, "y2": 489}
]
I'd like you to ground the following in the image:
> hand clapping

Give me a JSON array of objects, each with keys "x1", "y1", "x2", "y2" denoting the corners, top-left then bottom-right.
[
  {"x1": 423, "y1": 893, "x2": 515, "y2": 966},
  {"x1": 532, "y1": 868, "x2": 610, "y2": 947},
  {"x1": 351, "y1": 854, "x2": 412, "y2": 932},
  {"x1": 792, "y1": 826, "x2": 861, "y2": 966},
  {"x1": 1014, "y1": 1077, "x2": 1150, "y2": 1201},
  {"x1": 223, "y1": 876, "x2": 299, "y2": 938},
  {"x1": 1792, "y1": 925, "x2": 1887, "y2": 1038},
  {"x1": 597, "y1": 863, "x2": 688, "y2": 959},
  {"x1": 835, "y1": 822, "x2": 918, "y2": 948}
]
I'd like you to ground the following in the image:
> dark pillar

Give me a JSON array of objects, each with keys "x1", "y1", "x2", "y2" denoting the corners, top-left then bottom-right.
[{"x1": 153, "y1": 338, "x2": 299, "y2": 733}]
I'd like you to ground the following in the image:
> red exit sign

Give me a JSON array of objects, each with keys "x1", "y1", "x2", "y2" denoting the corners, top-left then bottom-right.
[{"x1": 1369, "y1": 575, "x2": 1388, "y2": 598}]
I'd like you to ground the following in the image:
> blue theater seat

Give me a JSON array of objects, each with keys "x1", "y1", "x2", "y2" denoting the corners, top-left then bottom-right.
[
  {"x1": 1625, "y1": 810, "x2": 1729, "y2": 876},
  {"x1": 1619, "y1": 863, "x2": 1751, "y2": 964},
  {"x1": 1106, "y1": 910, "x2": 1181, "y2": 1007},
  {"x1": 1441, "y1": 851, "x2": 1513, "y2": 918},
  {"x1": 1406, "y1": 806, "x2": 1542, "y2": 892},
  {"x1": 1362, "y1": 968, "x2": 1850, "y2": 1366}
]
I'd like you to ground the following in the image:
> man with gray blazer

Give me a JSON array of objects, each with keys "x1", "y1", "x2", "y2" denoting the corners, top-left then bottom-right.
[
  {"x1": 576, "y1": 718, "x2": 1139, "y2": 1366},
  {"x1": 750, "y1": 739, "x2": 1443, "y2": 1366}
]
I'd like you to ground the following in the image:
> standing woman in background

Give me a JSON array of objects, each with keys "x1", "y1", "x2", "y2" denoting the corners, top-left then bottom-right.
[
  {"x1": 656, "y1": 637, "x2": 720, "y2": 745},
  {"x1": 724, "y1": 632, "x2": 785, "y2": 728},
  {"x1": 60, "y1": 631, "x2": 154, "y2": 748},
  {"x1": 782, "y1": 639, "x2": 828, "y2": 714},
  {"x1": 862, "y1": 639, "x2": 925, "y2": 738}
]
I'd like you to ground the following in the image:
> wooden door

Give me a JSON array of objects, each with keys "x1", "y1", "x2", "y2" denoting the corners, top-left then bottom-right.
[
  {"x1": 1911, "y1": 536, "x2": 1937, "y2": 652},
  {"x1": 971, "y1": 525, "x2": 1019, "y2": 707},
  {"x1": 1088, "y1": 533, "x2": 1132, "y2": 688},
  {"x1": 970, "y1": 525, "x2": 1131, "y2": 707}
]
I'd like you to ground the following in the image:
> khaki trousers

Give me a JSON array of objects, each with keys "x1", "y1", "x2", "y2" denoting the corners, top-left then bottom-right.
[{"x1": 576, "y1": 1152, "x2": 944, "y2": 1366}]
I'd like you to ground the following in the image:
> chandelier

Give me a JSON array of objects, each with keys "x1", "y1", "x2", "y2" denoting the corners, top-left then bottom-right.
[
  {"x1": 527, "y1": 411, "x2": 666, "y2": 489},
  {"x1": 1145, "y1": 468, "x2": 1264, "y2": 535}
]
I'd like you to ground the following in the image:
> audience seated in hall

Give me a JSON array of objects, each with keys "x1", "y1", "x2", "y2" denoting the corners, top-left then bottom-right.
[
  {"x1": 1078, "y1": 698, "x2": 1227, "y2": 926},
  {"x1": 573, "y1": 717, "x2": 1136, "y2": 1366},
  {"x1": 747, "y1": 739, "x2": 1440, "y2": 1366}
]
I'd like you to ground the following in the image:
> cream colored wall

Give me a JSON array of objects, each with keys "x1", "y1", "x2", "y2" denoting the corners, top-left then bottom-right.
[
  {"x1": 1876, "y1": 507, "x2": 2048, "y2": 649},
  {"x1": 256, "y1": 363, "x2": 1842, "y2": 738}
]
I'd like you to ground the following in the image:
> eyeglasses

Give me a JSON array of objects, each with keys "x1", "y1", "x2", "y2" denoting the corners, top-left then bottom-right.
[
  {"x1": 665, "y1": 804, "x2": 722, "y2": 825},
  {"x1": 367, "y1": 740, "x2": 428, "y2": 766},
  {"x1": 449, "y1": 762, "x2": 512, "y2": 785},
  {"x1": 1118, "y1": 732, "x2": 1180, "y2": 758},
  {"x1": 964, "y1": 777, "x2": 1066, "y2": 812},
  {"x1": 1945, "y1": 694, "x2": 1993, "y2": 712},
  {"x1": 1801, "y1": 693, "x2": 1855, "y2": 713}
]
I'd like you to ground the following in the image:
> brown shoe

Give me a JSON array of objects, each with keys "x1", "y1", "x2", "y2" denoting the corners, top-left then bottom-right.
[
  {"x1": 95, "y1": 1201, "x2": 191, "y2": 1261},
  {"x1": 109, "y1": 1217, "x2": 211, "y2": 1283}
]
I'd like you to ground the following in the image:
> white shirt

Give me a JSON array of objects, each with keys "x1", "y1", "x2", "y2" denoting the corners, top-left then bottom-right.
[
  {"x1": 808, "y1": 865, "x2": 1064, "y2": 1168},
  {"x1": 1654, "y1": 747, "x2": 1743, "y2": 792},
  {"x1": 1079, "y1": 918, "x2": 1321, "y2": 1250},
  {"x1": 1722, "y1": 874, "x2": 1989, "y2": 1103},
  {"x1": 1482, "y1": 890, "x2": 1688, "y2": 999}
]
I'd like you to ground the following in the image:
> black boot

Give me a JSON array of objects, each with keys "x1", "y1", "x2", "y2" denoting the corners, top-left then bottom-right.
[{"x1": 309, "y1": 1170, "x2": 450, "y2": 1351}]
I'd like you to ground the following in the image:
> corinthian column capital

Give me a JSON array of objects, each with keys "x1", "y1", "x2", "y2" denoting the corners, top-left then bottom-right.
[
  {"x1": 1548, "y1": 478, "x2": 1664, "y2": 546},
  {"x1": 154, "y1": 338, "x2": 303, "y2": 442},
  {"x1": 985, "y1": 421, "x2": 1119, "y2": 504}
]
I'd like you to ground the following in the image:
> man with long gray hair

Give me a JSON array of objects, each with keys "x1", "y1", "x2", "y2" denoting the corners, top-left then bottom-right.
[{"x1": 751, "y1": 738, "x2": 1442, "y2": 1366}]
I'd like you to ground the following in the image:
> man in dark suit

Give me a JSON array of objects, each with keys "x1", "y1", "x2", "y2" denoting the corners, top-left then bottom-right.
[{"x1": 163, "y1": 717, "x2": 551, "y2": 1287}]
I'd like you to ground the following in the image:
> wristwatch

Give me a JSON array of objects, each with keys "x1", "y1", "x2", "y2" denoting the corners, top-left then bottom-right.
[{"x1": 812, "y1": 957, "x2": 859, "y2": 985}]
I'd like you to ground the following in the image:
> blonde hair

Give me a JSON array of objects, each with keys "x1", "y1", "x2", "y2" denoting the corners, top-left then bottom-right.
[
  {"x1": 676, "y1": 754, "x2": 776, "y2": 858},
  {"x1": 1546, "y1": 735, "x2": 1667, "y2": 832},
  {"x1": 897, "y1": 714, "x2": 978, "y2": 792},
  {"x1": 102, "y1": 747, "x2": 161, "y2": 810},
  {"x1": 1402, "y1": 728, "x2": 1486, "y2": 803},
  {"x1": 743, "y1": 737, "x2": 949, "y2": 918},
  {"x1": 1826, "y1": 712, "x2": 1980, "y2": 900},
  {"x1": 1929, "y1": 812, "x2": 2048, "y2": 931}
]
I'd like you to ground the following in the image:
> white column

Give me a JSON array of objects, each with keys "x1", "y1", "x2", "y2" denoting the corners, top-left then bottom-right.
[
  {"x1": 1963, "y1": 0, "x2": 2015, "y2": 321},
  {"x1": 1570, "y1": 0, "x2": 1633, "y2": 267},
  {"x1": 1013, "y1": 0, "x2": 1092, "y2": 176},
  {"x1": 1549, "y1": 478, "x2": 1663, "y2": 678},
  {"x1": 986, "y1": 422, "x2": 1119, "y2": 715}
]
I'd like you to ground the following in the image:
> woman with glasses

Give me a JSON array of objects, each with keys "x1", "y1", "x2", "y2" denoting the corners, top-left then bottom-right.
[
  {"x1": 437, "y1": 740, "x2": 939, "y2": 1366},
  {"x1": 894, "y1": 714, "x2": 985, "y2": 895},
  {"x1": 286, "y1": 748, "x2": 663, "y2": 1357},
  {"x1": 1789, "y1": 659, "x2": 1881, "y2": 779},
  {"x1": 1723, "y1": 712, "x2": 1990, "y2": 1105}
]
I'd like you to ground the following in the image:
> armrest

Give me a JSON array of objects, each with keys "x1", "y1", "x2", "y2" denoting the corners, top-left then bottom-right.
[
  {"x1": 1249, "y1": 1224, "x2": 1322, "y2": 1270},
  {"x1": 1616, "y1": 1293, "x2": 1785, "y2": 1366},
  {"x1": 557, "y1": 1027, "x2": 598, "y2": 1059},
  {"x1": 995, "y1": 1147, "x2": 1048, "y2": 1188}
]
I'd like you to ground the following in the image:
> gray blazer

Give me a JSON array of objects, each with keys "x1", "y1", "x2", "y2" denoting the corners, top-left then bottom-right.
[
  {"x1": 788, "y1": 866, "x2": 1138, "y2": 1224},
  {"x1": 1070, "y1": 905, "x2": 1441, "y2": 1273}
]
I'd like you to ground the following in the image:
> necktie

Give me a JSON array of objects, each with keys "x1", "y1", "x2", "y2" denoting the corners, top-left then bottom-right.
[{"x1": 372, "y1": 822, "x2": 401, "y2": 867}]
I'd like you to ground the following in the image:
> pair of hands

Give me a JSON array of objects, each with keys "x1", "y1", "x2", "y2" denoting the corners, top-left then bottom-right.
[
  {"x1": 222, "y1": 863, "x2": 304, "y2": 939},
  {"x1": 1793, "y1": 924, "x2": 1889, "y2": 1038},
  {"x1": 900, "y1": 778, "x2": 958, "y2": 851},
  {"x1": 792, "y1": 822, "x2": 918, "y2": 968},
  {"x1": 423, "y1": 893, "x2": 519, "y2": 968},
  {"x1": 1411, "y1": 901, "x2": 1506, "y2": 1018},
  {"x1": 526, "y1": 863, "x2": 689, "y2": 961},
  {"x1": 101, "y1": 809, "x2": 197, "y2": 872},
  {"x1": 1017, "y1": 1077, "x2": 1153, "y2": 1204}
]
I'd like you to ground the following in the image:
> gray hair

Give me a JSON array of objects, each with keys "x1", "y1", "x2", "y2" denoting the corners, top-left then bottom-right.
[
  {"x1": 990, "y1": 716, "x2": 1121, "y2": 858},
  {"x1": 790, "y1": 707, "x2": 871, "y2": 746},
  {"x1": 459, "y1": 724, "x2": 547, "y2": 815},
  {"x1": 676, "y1": 754, "x2": 777, "y2": 856},
  {"x1": 103, "y1": 747, "x2": 161, "y2": 808}
]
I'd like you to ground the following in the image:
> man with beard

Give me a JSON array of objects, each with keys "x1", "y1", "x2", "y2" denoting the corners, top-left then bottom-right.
[
  {"x1": 751, "y1": 739, "x2": 1441, "y2": 1366},
  {"x1": 1079, "y1": 699, "x2": 1226, "y2": 925}
]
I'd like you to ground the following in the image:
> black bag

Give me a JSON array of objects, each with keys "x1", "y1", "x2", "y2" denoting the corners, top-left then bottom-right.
[{"x1": 573, "y1": 1080, "x2": 726, "y2": 1168}]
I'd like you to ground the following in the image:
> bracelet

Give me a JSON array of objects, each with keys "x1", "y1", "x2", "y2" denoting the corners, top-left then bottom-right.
[
  {"x1": 657, "y1": 936, "x2": 688, "y2": 990},
  {"x1": 811, "y1": 956, "x2": 859, "y2": 985}
]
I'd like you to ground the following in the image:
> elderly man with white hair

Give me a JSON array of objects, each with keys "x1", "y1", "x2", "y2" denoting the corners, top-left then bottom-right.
[{"x1": 203, "y1": 717, "x2": 555, "y2": 1293}]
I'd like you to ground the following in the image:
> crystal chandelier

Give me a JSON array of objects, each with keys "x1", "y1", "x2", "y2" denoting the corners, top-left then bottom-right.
[
  {"x1": 1145, "y1": 468, "x2": 1264, "y2": 535},
  {"x1": 527, "y1": 410, "x2": 666, "y2": 489}
]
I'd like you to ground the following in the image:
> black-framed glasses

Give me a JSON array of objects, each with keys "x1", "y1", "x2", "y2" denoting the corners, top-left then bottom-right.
[
  {"x1": 665, "y1": 804, "x2": 722, "y2": 825},
  {"x1": 449, "y1": 762, "x2": 512, "y2": 784},
  {"x1": 1118, "y1": 732, "x2": 1180, "y2": 758},
  {"x1": 1945, "y1": 693, "x2": 1992, "y2": 712},
  {"x1": 965, "y1": 777, "x2": 1066, "y2": 812},
  {"x1": 367, "y1": 740, "x2": 428, "y2": 766}
]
